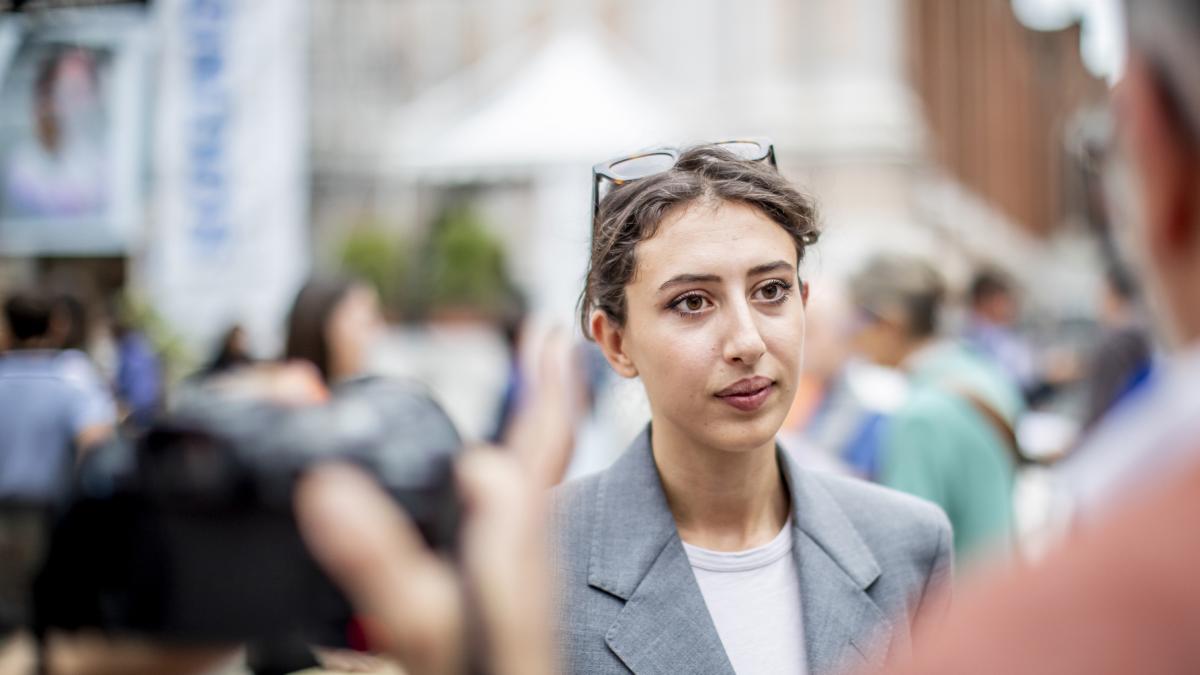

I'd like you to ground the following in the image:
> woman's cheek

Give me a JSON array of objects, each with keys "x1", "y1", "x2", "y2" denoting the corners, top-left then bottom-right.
[{"x1": 650, "y1": 331, "x2": 717, "y2": 397}]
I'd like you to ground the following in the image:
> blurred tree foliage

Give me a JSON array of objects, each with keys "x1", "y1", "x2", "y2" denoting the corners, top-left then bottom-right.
[
  {"x1": 422, "y1": 205, "x2": 511, "y2": 317},
  {"x1": 336, "y1": 205, "x2": 514, "y2": 321},
  {"x1": 338, "y1": 225, "x2": 409, "y2": 316}
]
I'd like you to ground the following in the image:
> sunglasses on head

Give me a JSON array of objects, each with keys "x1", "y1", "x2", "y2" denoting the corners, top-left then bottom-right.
[{"x1": 590, "y1": 137, "x2": 778, "y2": 219}]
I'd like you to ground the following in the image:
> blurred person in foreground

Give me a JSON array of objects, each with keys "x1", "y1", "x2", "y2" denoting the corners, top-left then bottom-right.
[
  {"x1": 862, "y1": 0, "x2": 1200, "y2": 672},
  {"x1": 848, "y1": 256, "x2": 1023, "y2": 568},
  {"x1": 6, "y1": 330, "x2": 579, "y2": 675}
]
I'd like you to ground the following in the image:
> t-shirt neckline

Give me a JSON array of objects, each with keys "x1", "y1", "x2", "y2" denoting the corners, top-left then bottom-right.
[{"x1": 682, "y1": 517, "x2": 795, "y2": 573}]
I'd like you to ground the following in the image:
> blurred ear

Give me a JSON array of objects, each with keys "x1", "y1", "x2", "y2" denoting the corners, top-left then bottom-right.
[
  {"x1": 801, "y1": 280, "x2": 810, "y2": 307},
  {"x1": 1119, "y1": 52, "x2": 1200, "y2": 255},
  {"x1": 590, "y1": 310, "x2": 638, "y2": 378}
]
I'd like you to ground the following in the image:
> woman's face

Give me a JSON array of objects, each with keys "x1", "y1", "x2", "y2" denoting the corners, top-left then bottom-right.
[
  {"x1": 595, "y1": 199, "x2": 806, "y2": 454},
  {"x1": 326, "y1": 285, "x2": 384, "y2": 382}
]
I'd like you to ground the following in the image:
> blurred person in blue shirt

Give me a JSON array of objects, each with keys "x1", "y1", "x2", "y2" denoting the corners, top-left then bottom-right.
[
  {"x1": 963, "y1": 267, "x2": 1038, "y2": 392},
  {"x1": 0, "y1": 291, "x2": 114, "y2": 502},
  {"x1": 963, "y1": 266, "x2": 1082, "y2": 406},
  {"x1": 112, "y1": 310, "x2": 162, "y2": 429}
]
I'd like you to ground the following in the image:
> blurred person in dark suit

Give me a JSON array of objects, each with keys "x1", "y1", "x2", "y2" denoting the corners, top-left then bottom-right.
[
  {"x1": 1076, "y1": 264, "x2": 1154, "y2": 436},
  {"x1": 198, "y1": 324, "x2": 254, "y2": 379}
]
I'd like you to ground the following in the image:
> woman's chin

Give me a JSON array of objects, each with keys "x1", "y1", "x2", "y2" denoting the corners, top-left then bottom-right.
[{"x1": 703, "y1": 413, "x2": 786, "y2": 454}]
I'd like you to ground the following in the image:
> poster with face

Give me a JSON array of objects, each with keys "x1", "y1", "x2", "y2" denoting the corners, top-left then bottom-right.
[{"x1": 0, "y1": 9, "x2": 147, "y2": 255}]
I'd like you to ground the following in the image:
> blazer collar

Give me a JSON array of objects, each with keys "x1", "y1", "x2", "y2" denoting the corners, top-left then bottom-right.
[
  {"x1": 781, "y1": 452, "x2": 891, "y2": 673},
  {"x1": 588, "y1": 427, "x2": 891, "y2": 674},
  {"x1": 589, "y1": 427, "x2": 734, "y2": 674}
]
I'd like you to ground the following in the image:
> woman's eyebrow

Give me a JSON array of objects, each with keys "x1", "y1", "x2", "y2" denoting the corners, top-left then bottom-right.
[
  {"x1": 659, "y1": 273, "x2": 721, "y2": 291},
  {"x1": 657, "y1": 261, "x2": 794, "y2": 291},
  {"x1": 747, "y1": 260, "x2": 794, "y2": 277}
]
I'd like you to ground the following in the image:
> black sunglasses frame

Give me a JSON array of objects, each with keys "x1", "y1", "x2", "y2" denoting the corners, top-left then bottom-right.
[{"x1": 590, "y1": 137, "x2": 778, "y2": 219}]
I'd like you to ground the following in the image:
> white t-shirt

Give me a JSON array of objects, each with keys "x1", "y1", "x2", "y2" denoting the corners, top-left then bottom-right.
[{"x1": 683, "y1": 519, "x2": 807, "y2": 675}]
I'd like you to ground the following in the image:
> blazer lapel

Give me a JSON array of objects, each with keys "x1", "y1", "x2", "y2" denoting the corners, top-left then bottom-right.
[
  {"x1": 604, "y1": 537, "x2": 735, "y2": 675},
  {"x1": 794, "y1": 532, "x2": 890, "y2": 674},
  {"x1": 585, "y1": 431, "x2": 892, "y2": 675},
  {"x1": 588, "y1": 428, "x2": 735, "y2": 675},
  {"x1": 782, "y1": 453, "x2": 892, "y2": 675}
]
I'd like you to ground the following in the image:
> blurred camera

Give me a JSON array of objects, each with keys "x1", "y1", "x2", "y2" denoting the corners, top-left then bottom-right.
[{"x1": 28, "y1": 376, "x2": 463, "y2": 649}]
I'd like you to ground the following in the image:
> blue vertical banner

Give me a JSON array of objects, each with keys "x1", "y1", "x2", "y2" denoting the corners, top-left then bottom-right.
[
  {"x1": 147, "y1": 0, "x2": 308, "y2": 357},
  {"x1": 184, "y1": 0, "x2": 232, "y2": 255}
]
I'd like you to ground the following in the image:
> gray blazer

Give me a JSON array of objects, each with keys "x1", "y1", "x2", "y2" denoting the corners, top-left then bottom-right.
[{"x1": 552, "y1": 428, "x2": 953, "y2": 675}]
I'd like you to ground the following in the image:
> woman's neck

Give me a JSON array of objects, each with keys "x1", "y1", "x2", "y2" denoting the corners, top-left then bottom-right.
[{"x1": 651, "y1": 419, "x2": 790, "y2": 552}]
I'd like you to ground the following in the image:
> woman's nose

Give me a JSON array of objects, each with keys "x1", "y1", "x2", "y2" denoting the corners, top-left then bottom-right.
[{"x1": 722, "y1": 301, "x2": 767, "y2": 366}]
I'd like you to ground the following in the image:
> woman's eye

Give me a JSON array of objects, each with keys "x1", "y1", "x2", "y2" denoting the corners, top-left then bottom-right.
[
  {"x1": 755, "y1": 280, "x2": 792, "y2": 303},
  {"x1": 668, "y1": 293, "x2": 711, "y2": 315}
]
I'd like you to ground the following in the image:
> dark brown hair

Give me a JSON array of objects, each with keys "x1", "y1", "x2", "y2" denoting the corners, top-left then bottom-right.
[
  {"x1": 284, "y1": 277, "x2": 358, "y2": 383},
  {"x1": 579, "y1": 144, "x2": 820, "y2": 338},
  {"x1": 3, "y1": 290, "x2": 53, "y2": 344}
]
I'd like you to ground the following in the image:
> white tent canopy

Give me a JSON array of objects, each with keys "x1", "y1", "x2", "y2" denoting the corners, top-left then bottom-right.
[{"x1": 386, "y1": 28, "x2": 682, "y2": 180}]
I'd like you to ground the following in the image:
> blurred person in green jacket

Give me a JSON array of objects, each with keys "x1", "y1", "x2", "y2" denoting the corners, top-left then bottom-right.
[{"x1": 848, "y1": 255, "x2": 1025, "y2": 567}]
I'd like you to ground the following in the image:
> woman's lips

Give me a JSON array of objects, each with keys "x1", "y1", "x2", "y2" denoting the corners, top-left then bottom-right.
[{"x1": 715, "y1": 379, "x2": 775, "y2": 412}]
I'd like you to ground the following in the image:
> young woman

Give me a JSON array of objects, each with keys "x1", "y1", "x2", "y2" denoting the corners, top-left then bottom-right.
[{"x1": 554, "y1": 142, "x2": 953, "y2": 675}]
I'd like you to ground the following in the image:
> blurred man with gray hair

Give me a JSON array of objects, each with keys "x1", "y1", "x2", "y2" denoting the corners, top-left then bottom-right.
[{"x1": 847, "y1": 255, "x2": 1023, "y2": 568}]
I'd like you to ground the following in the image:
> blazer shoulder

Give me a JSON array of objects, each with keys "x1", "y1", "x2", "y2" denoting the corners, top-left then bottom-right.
[
  {"x1": 550, "y1": 470, "x2": 603, "y2": 525},
  {"x1": 549, "y1": 471, "x2": 604, "y2": 574},
  {"x1": 808, "y1": 471, "x2": 951, "y2": 557}
]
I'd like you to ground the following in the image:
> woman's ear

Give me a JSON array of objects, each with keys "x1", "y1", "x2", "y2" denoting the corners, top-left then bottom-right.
[
  {"x1": 590, "y1": 309, "x2": 638, "y2": 378},
  {"x1": 801, "y1": 280, "x2": 810, "y2": 306}
]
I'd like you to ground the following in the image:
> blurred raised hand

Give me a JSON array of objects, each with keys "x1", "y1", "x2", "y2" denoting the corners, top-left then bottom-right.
[
  {"x1": 501, "y1": 325, "x2": 586, "y2": 488},
  {"x1": 296, "y1": 327, "x2": 584, "y2": 675}
]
